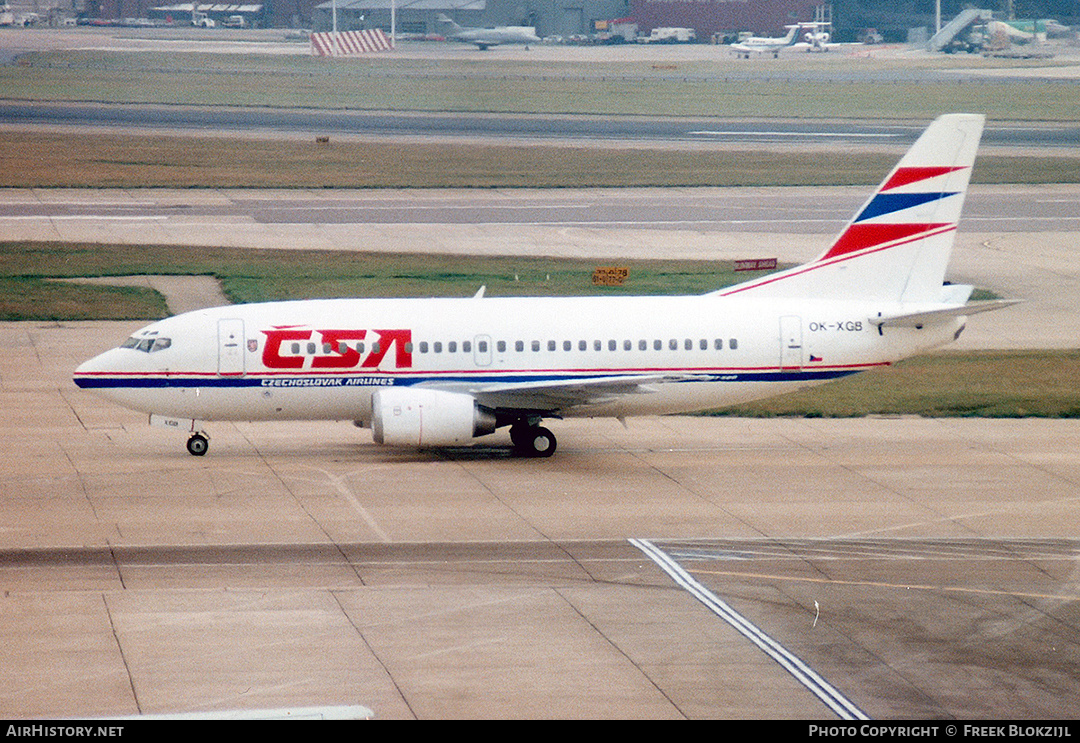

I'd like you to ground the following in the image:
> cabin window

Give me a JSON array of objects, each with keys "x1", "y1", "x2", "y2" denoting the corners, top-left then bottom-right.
[
  {"x1": 419, "y1": 341, "x2": 429, "y2": 353},
  {"x1": 463, "y1": 340, "x2": 472, "y2": 353},
  {"x1": 730, "y1": 338, "x2": 738, "y2": 350},
  {"x1": 448, "y1": 341, "x2": 457, "y2": 353},
  {"x1": 579, "y1": 340, "x2": 587, "y2": 352},
  {"x1": 654, "y1": 340, "x2": 662, "y2": 351},
  {"x1": 638, "y1": 340, "x2": 647, "y2": 351},
  {"x1": 547, "y1": 340, "x2": 556, "y2": 352},
  {"x1": 609, "y1": 340, "x2": 617, "y2": 351},
  {"x1": 563, "y1": 340, "x2": 572, "y2": 352},
  {"x1": 714, "y1": 339, "x2": 723, "y2": 350},
  {"x1": 307, "y1": 342, "x2": 317, "y2": 355},
  {"x1": 669, "y1": 339, "x2": 678, "y2": 351},
  {"x1": 515, "y1": 340, "x2": 524, "y2": 352},
  {"x1": 433, "y1": 342, "x2": 443, "y2": 353},
  {"x1": 495, "y1": 340, "x2": 504, "y2": 353},
  {"x1": 372, "y1": 342, "x2": 381, "y2": 354},
  {"x1": 624, "y1": 340, "x2": 632, "y2": 351},
  {"x1": 532, "y1": 340, "x2": 540, "y2": 352},
  {"x1": 700, "y1": 339, "x2": 708, "y2": 350},
  {"x1": 404, "y1": 342, "x2": 413, "y2": 353}
]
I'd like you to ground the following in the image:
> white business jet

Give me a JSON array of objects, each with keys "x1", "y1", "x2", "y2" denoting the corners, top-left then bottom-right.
[
  {"x1": 436, "y1": 14, "x2": 541, "y2": 50},
  {"x1": 75, "y1": 114, "x2": 1013, "y2": 458}
]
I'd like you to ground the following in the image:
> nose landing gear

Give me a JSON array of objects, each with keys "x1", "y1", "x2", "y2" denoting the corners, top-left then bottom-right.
[{"x1": 186, "y1": 432, "x2": 210, "y2": 456}]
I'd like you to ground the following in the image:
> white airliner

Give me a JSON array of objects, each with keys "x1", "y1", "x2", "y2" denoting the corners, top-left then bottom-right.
[
  {"x1": 732, "y1": 23, "x2": 816, "y2": 57},
  {"x1": 75, "y1": 114, "x2": 1014, "y2": 458},
  {"x1": 436, "y1": 14, "x2": 541, "y2": 50}
]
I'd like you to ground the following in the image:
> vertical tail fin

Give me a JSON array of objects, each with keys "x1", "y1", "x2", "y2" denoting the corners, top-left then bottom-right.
[
  {"x1": 437, "y1": 13, "x2": 465, "y2": 34},
  {"x1": 716, "y1": 114, "x2": 985, "y2": 303}
]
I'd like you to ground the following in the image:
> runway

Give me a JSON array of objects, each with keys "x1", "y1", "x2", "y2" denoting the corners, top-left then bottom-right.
[
  {"x1": 3, "y1": 184, "x2": 1079, "y2": 233},
  {"x1": 3, "y1": 317, "x2": 1080, "y2": 718},
  {"x1": 4, "y1": 100, "x2": 1080, "y2": 150}
]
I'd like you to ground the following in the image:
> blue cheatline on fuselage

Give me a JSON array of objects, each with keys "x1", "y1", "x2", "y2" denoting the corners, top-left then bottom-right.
[{"x1": 73, "y1": 367, "x2": 869, "y2": 390}]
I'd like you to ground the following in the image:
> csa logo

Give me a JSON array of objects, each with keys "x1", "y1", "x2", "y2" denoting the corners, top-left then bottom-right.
[{"x1": 261, "y1": 327, "x2": 412, "y2": 370}]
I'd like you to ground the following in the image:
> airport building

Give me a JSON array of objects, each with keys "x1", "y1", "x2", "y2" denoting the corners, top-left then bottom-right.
[
  {"x1": 83, "y1": 0, "x2": 827, "y2": 38},
  {"x1": 631, "y1": 0, "x2": 827, "y2": 39},
  {"x1": 309, "y1": 0, "x2": 828, "y2": 39},
  {"x1": 76, "y1": 0, "x2": 1076, "y2": 40},
  {"x1": 309, "y1": 0, "x2": 630, "y2": 39}
]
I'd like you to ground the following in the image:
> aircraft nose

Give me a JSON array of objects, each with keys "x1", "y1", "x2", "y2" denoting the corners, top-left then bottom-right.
[{"x1": 73, "y1": 348, "x2": 123, "y2": 388}]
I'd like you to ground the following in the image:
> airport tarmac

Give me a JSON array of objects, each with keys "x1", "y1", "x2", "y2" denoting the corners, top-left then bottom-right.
[{"x1": 3, "y1": 317, "x2": 1080, "y2": 719}]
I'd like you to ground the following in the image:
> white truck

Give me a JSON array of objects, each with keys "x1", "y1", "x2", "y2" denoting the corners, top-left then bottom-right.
[
  {"x1": 638, "y1": 27, "x2": 696, "y2": 43},
  {"x1": 192, "y1": 10, "x2": 215, "y2": 27}
]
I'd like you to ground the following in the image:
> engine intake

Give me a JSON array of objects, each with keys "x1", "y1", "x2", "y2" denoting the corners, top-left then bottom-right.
[{"x1": 371, "y1": 387, "x2": 497, "y2": 447}]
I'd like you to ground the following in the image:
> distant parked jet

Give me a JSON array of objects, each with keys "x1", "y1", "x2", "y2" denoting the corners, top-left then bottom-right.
[{"x1": 437, "y1": 14, "x2": 541, "y2": 50}]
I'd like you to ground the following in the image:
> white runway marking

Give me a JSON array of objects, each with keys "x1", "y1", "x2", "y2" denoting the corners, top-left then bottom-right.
[
  {"x1": 630, "y1": 537, "x2": 869, "y2": 721},
  {"x1": 687, "y1": 130, "x2": 901, "y2": 139}
]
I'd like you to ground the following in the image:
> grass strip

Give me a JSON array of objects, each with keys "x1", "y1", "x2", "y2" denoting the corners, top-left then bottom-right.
[
  {"x1": 0, "y1": 241, "x2": 774, "y2": 316},
  {"x1": 715, "y1": 350, "x2": 1080, "y2": 419},
  {"x1": 2, "y1": 131, "x2": 1077, "y2": 189},
  {"x1": 7, "y1": 49, "x2": 1080, "y2": 120}
]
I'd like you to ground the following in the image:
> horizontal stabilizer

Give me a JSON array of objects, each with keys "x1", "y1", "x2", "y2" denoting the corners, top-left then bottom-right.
[{"x1": 869, "y1": 299, "x2": 1021, "y2": 328}]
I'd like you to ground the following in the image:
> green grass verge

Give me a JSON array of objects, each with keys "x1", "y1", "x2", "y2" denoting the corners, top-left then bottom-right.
[
  {"x1": 0, "y1": 241, "x2": 773, "y2": 318},
  {"x1": 2, "y1": 131, "x2": 1077, "y2": 189},
  {"x1": 0, "y1": 276, "x2": 168, "y2": 320},
  {"x1": 715, "y1": 350, "x2": 1080, "y2": 419}
]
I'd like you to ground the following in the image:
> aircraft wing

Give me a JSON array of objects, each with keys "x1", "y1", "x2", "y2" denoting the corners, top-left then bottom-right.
[{"x1": 424, "y1": 374, "x2": 697, "y2": 412}]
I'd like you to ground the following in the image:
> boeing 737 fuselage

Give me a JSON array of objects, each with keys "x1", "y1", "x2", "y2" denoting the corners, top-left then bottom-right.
[{"x1": 74, "y1": 115, "x2": 1014, "y2": 457}]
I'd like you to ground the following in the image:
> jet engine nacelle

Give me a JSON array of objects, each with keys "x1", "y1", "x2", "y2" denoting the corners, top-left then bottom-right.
[{"x1": 371, "y1": 387, "x2": 497, "y2": 447}]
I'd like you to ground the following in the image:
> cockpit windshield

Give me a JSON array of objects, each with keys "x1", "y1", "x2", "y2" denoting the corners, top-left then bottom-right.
[{"x1": 120, "y1": 336, "x2": 172, "y2": 353}]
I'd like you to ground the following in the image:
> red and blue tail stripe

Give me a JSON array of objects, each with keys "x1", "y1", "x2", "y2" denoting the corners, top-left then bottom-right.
[
  {"x1": 712, "y1": 114, "x2": 984, "y2": 302},
  {"x1": 820, "y1": 166, "x2": 966, "y2": 260}
]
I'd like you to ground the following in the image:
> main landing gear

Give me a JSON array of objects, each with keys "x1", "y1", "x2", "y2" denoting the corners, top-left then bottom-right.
[
  {"x1": 509, "y1": 423, "x2": 557, "y2": 458},
  {"x1": 186, "y1": 432, "x2": 210, "y2": 456}
]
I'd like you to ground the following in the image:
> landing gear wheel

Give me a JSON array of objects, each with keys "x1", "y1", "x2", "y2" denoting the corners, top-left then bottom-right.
[
  {"x1": 513, "y1": 426, "x2": 556, "y2": 458},
  {"x1": 186, "y1": 433, "x2": 209, "y2": 457}
]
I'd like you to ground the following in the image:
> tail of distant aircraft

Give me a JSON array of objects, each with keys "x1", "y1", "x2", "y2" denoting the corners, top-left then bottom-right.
[
  {"x1": 717, "y1": 114, "x2": 985, "y2": 305},
  {"x1": 436, "y1": 13, "x2": 465, "y2": 34}
]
